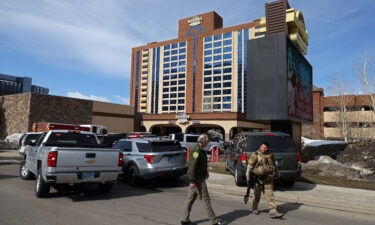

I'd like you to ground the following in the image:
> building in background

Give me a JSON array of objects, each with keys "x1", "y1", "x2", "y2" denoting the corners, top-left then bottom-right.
[
  {"x1": 0, "y1": 93, "x2": 134, "y2": 139},
  {"x1": 131, "y1": 0, "x2": 309, "y2": 140},
  {"x1": 302, "y1": 88, "x2": 375, "y2": 140},
  {"x1": 0, "y1": 73, "x2": 49, "y2": 96}
]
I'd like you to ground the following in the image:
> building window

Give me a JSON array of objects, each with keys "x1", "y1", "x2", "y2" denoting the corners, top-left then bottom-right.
[
  {"x1": 179, "y1": 55, "x2": 186, "y2": 60},
  {"x1": 213, "y1": 90, "x2": 221, "y2": 95},
  {"x1": 178, "y1": 106, "x2": 185, "y2": 110},
  {"x1": 178, "y1": 99, "x2": 184, "y2": 104},
  {"x1": 164, "y1": 57, "x2": 170, "y2": 62},
  {"x1": 164, "y1": 63, "x2": 170, "y2": 68},
  {"x1": 171, "y1": 49, "x2": 178, "y2": 55},
  {"x1": 213, "y1": 83, "x2": 221, "y2": 88},
  {"x1": 164, "y1": 45, "x2": 170, "y2": 50},
  {"x1": 164, "y1": 51, "x2": 170, "y2": 56},
  {"x1": 223, "y1": 60, "x2": 232, "y2": 66},
  {"x1": 213, "y1": 48, "x2": 222, "y2": 54},
  {"x1": 178, "y1": 87, "x2": 185, "y2": 91},
  {"x1": 204, "y1": 70, "x2": 212, "y2": 75},
  {"x1": 213, "y1": 69, "x2": 221, "y2": 74},
  {"x1": 213, "y1": 55, "x2": 222, "y2": 61},
  {"x1": 223, "y1": 75, "x2": 231, "y2": 80},
  {"x1": 204, "y1": 56, "x2": 212, "y2": 62},
  {"x1": 213, "y1": 62, "x2": 221, "y2": 68},
  {"x1": 171, "y1": 56, "x2": 178, "y2": 61},
  {"x1": 223, "y1": 104, "x2": 231, "y2": 109},
  {"x1": 223, "y1": 46, "x2": 232, "y2": 52},
  {"x1": 178, "y1": 74, "x2": 185, "y2": 78},
  {"x1": 223, "y1": 82, "x2": 231, "y2": 87},
  {"x1": 223, "y1": 96, "x2": 231, "y2": 102},
  {"x1": 179, "y1": 41, "x2": 186, "y2": 47},
  {"x1": 204, "y1": 77, "x2": 212, "y2": 82},
  {"x1": 172, "y1": 43, "x2": 178, "y2": 49},
  {"x1": 171, "y1": 62, "x2": 178, "y2": 67},
  {"x1": 204, "y1": 84, "x2": 212, "y2": 89},
  {"x1": 204, "y1": 63, "x2": 212, "y2": 69},
  {"x1": 223, "y1": 54, "x2": 232, "y2": 59},
  {"x1": 179, "y1": 61, "x2": 186, "y2": 66},
  {"x1": 223, "y1": 89, "x2": 231, "y2": 94},
  {"x1": 204, "y1": 90, "x2": 211, "y2": 95},
  {"x1": 178, "y1": 93, "x2": 185, "y2": 97},
  {"x1": 213, "y1": 76, "x2": 221, "y2": 81},
  {"x1": 213, "y1": 42, "x2": 222, "y2": 47},
  {"x1": 223, "y1": 32, "x2": 232, "y2": 39},
  {"x1": 204, "y1": 50, "x2": 212, "y2": 55},
  {"x1": 214, "y1": 34, "x2": 222, "y2": 40},
  {"x1": 205, "y1": 36, "x2": 212, "y2": 42},
  {"x1": 223, "y1": 39, "x2": 232, "y2": 46},
  {"x1": 179, "y1": 48, "x2": 186, "y2": 53},
  {"x1": 223, "y1": 67, "x2": 232, "y2": 73},
  {"x1": 204, "y1": 43, "x2": 212, "y2": 49}
]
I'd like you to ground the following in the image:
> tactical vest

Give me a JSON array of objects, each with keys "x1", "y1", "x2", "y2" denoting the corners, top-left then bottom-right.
[{"x1": 253, "y1": 152, "x2": 276, "y2": 176}]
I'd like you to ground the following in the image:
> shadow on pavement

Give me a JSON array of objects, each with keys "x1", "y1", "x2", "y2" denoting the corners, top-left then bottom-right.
[
  {"x1": 275, "y1": 180, "x2": 317, "y2": 192},
  {"x1": 0, "y1": 174, "x2": 19, "y2": 179},
  {"x1": 277, "y1": 202, "x2": 302, "y2": 215},
  {"x1": 193, "y1": 210, "x2": 250, "y2": 224}
]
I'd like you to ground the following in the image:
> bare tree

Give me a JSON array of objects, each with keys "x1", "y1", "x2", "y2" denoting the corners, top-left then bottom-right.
[
  {"x1": 355, "y1": 52, "x2": 375, "y2": 115},
  {"x1": 329, "y1": 76, "x2": 353, "y2": 142}
]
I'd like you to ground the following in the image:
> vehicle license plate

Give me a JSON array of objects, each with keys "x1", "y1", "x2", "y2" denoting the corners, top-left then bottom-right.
[
  {"x1": 82, "y1": 172, "x2": 95, "y2": 179},
  {"x1": 168, "y1": 157, "x2": 176, "y2": 163}
]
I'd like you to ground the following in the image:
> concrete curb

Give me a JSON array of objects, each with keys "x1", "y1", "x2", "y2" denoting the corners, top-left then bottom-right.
[{"x1": 207, "y1": 182, "x2": 375, "y2": 215}]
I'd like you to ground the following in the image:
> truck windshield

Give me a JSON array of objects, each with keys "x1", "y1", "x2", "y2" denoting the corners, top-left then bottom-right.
[
  {"x1": 246, "y1": 136, "x2": 297, "y2": 153},
  {"x1": 44, "y1": 133, "x2": 98, "y2": 147},
  {"x1": 136, "y1": 141, "x2": 181, "y2": 152}
]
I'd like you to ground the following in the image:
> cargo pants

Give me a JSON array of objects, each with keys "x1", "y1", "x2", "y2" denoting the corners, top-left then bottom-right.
[
  {"x1": 180, "y1": 181, "x2": 219, "y2": 224},
  {"x1": 252, "y1": 176, "x2": 278, "y2": 213}
]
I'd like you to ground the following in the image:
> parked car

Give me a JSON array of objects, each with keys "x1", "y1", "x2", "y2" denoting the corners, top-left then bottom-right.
[
  {"x1": 98, "y1": 133, "x2": 128, "y2": 147},
  {"x1": 20, "y1": 130, "x2": 123, "y2": 197},
  {"x1": 113, "y1": 137, "x2": 187, "y2": 186},
  {"x1": 18, "y1": 132, "x2": 42, "y2": 155},
  {"x1": 168, "y1": 133, "x2": 223, "y2": 153},
  {"x1": 224, "y1": 132, "x2": 301, "y2": 187}
]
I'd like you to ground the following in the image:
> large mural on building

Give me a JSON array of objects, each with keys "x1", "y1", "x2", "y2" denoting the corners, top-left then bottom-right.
[{"x1": 287, "y1": 40, "x2": 313, "y2": 122}]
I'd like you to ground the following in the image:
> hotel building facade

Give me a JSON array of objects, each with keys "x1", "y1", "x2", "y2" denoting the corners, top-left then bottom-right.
[{"x1": 130, "y1": 0, "x2": 309, "y2": 140}]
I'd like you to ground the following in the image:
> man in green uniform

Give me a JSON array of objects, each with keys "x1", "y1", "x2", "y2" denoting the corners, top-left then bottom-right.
[
  {"x1": 246, "y1": 141, "x2": 284, "y2": 219},
  {"x1": 180, "y1": 134, "x2": 224, "y2": 225}
]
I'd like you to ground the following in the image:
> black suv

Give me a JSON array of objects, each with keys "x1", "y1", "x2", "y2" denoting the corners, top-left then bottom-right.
[{"x1": 224, "y1": 132, "x2": 301, "y2": 187}]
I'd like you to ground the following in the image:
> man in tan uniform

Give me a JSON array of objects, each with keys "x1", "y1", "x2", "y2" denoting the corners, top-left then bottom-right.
[
  {"x1": 180, "y1": 134, "x2": 224, "y2": 225},
  {"x1": 246, "y1": 141, "x2": 284, "y2": 219}
]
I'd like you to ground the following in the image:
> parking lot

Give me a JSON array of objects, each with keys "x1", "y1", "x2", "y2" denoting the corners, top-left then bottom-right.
[{"x1": 1, "y1": 163, "x2": 375, "y2": 225}]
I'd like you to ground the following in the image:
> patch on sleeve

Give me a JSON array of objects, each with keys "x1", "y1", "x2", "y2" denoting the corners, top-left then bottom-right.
[{"x1": 193, "y1": 152, "x2": 199, "y2": 159}]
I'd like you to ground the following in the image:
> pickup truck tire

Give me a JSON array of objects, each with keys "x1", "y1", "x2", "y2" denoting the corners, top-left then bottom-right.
[
  {"x1": 127, "y1": 165, "x2": 141, "y2": 186},
  {"x1": 234, "y1": 166, "x2": 246, "y2": 187},
  {"x1": 19, "y1": 161, "x2": 35, "y2": 180},
  {"x1": 35, "y1": 172, "x2": 50, "y2": 198},
  {"x1": 98, "y1": 182, "x2": 113, "y2": 193}
]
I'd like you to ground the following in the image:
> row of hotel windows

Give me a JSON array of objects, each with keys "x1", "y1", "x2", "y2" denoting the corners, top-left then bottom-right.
[
  {"x1": 164, "y1": 48, "x2": 186, "y2": 56},
  {"x1": 204, "y1": 32, "x2": 232, "y2": 42},
  {"x1": 163, "y1": 61, "x2": 186, "y2": 68},
  {"x1": 162, "y1": 106, "x2": 185, "y2": 111},
  {"x1": 203, "y1": 104, "x2": 232, "y2": 110},
  {"x1": 204, "y1": 61, "x2": 232, "y2": 68},
  {"x1": 163, "y1": 80, "x2": 185, "y2": 86},
  {"x1": 164, "y1": 55, "x2": 186, "y2": 62},
  {"x1": 204, "y1": 46, "x2": 232, "y2": 55},
  {"x1": 164, "y1": 42, "x2": 186, "y2": 50}
]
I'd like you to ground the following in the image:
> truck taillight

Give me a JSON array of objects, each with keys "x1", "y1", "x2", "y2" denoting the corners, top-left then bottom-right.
[
  {"x1": 241, "y1": 153, "x2": 247, "y2": 164},
  {"x1": 47, "y1": 151, "x2": 58, "y2": 167},
  {"x1": 297, "y1": 153, "x2": 302, "y2": 163},
  {"x1": 144, "y1": 155, "x2": 154, "y2": 164},
  {"x1": 118, "y1": 152, "x2": 124, "y2": 167}
]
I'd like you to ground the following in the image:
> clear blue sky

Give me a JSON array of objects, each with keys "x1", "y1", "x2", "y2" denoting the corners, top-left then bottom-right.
[{"x1": 0, "y1": 0, "x2": 374, "y2": 103}]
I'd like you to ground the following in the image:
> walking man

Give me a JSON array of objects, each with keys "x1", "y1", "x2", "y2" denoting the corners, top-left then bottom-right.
[
  {"x1": 246, "y1": 141, "x2": 284, "y2": 219},
  {"x1": 180, "y1": 134, "x2": 224, "y2": 225}
]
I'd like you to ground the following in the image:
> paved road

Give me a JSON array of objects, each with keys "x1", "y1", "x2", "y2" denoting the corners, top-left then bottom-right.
[{"x1": 1, "y1": 164, "x2": 374, "y2": 225}]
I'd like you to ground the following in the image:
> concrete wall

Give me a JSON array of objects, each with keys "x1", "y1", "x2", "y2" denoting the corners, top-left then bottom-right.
[
  {"x1": 92, "y1": 101, "x2": 134, "y2": 133},
  {"x1": 0, "y1": 93, "x2": 31, "y2": 139}
]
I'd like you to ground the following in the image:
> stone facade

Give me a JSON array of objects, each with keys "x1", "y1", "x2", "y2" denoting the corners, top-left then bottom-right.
[
  {"x1": 0, "y1": 93, "x2": 31, "y2": 139},
  {"x1": 28, "y1": 94, "x2": 93, "y2": 131},
  {"x1": 0, "y1": 93, "x2": 135, "y2": 139}
]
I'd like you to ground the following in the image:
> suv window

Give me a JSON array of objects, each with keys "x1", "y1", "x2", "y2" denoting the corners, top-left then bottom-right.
[
  {"x1": 114, "y1": 141, "x2": 132, "y2": 152},
  {"x1": 36, "y1": 132, "x2": 48, "y2": 146},
  {"x1": 175, "y1": 133, "x2": 184, "y2": 141},
  {"x1": 186, "y1": 136, "x2": 198, "y2": 143},
  {"x1": 246, "y1": 136, "x2": 297, "y2": 153},
  {"x1": 136, "y1": 141, "x2": 181, "y2": 152}
]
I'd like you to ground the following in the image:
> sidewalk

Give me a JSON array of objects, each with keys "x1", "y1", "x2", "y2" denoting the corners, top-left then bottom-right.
[
  {"x1": 206, "y1": 172, "x2": 375, "y2": 215},
  {"x1": 0, "y1": 149, "x2": 22, "y2": 163}
]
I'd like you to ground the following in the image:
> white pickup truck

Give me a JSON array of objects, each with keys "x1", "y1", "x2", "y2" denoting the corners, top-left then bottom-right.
[{"x1": 19, "y1": 130, "x2": 123, "y2": 198}]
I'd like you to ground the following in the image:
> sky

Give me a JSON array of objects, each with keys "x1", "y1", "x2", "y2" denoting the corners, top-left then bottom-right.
[{"x1": 0, "y1": 0, "x2": 374, "y2": 104}]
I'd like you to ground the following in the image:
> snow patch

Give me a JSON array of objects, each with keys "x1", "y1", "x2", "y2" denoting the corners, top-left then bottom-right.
[{"x1": 302, "y1": 137, "x2": 347, "y2": 147}]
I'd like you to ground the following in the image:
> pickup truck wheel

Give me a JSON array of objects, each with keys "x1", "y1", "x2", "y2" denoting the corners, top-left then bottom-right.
[
  {"x1": 19, "y1": 161, "x2": 34, "y2": 180},
  {"x1": 234, "y1": 166, "x2": 246, "y2": 187},
  {"x1": 98, "y1": 182, "x2": 113, "y2": 193},
  {"x1": 35, "y1": 172, "x2": 50, "y2": 198},
  {"x1": 127, "y1": 165, "x2": 140, "y2": 186}
]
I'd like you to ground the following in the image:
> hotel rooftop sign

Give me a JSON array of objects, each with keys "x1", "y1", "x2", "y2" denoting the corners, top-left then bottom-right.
[{"x1": 188, "y1": 16, "x2": 202, "y2": 27}]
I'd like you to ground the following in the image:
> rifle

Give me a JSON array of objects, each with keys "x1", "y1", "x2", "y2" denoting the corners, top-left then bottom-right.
[{"x1": 244, "y1": 172, "x2": 255, "y2": 204}]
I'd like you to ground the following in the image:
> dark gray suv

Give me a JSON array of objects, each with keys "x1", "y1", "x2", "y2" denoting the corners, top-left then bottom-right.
[{"x1": 225, "y1": 132, "x2": 301, "y2": 187}]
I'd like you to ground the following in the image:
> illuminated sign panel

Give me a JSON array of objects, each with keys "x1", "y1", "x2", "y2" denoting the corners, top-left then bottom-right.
[
  {"x1": 188, "y1": 16, "x2": 202, "y2": 27},
  {"x1": 247, "y1": 34, "x2": 313, "y2": 123}
]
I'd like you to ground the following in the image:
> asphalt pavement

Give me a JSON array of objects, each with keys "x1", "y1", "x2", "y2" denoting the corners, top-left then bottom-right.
[{"x1": 1, "y1": 163, "x2": 375, "y2": 225}]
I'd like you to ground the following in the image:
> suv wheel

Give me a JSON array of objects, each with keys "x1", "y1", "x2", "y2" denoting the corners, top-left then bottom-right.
[
  {"x1": 19, "y1": 161, "x2": 34, "y2": 180},
  {"x1": 35, "y1": 171, "x2": 50, "y2": 198},
  {"x1": 234, "y1": 166, "x2": 246, "y2": 186},
  {"x1": 282, "y1": 180, "x2": 295, "y2": 187},
  {"x1": 127, "y1": 165, "x2": 141, "y2": 186}
]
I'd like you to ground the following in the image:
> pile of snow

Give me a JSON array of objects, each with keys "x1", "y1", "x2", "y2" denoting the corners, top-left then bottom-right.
[{"x1": 302, "y1": 137, "x2": 347, "y2": 147}]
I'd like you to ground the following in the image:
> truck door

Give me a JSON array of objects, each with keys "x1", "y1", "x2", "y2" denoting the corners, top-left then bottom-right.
[{"x1": 27, "y1": 132, "x2": 47, "y2": 173}]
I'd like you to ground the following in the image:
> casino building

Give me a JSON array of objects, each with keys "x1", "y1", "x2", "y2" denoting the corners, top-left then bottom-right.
[{"x1": 130, "y1": 0, "x2": 309, "y2": 140}]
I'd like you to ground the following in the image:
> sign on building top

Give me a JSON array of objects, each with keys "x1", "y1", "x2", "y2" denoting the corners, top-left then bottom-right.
[{"x1": 188, "y1": 16, "x2": 202, "y2": 27}]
